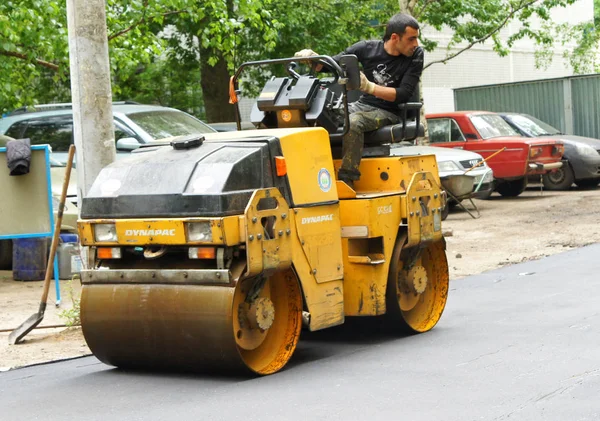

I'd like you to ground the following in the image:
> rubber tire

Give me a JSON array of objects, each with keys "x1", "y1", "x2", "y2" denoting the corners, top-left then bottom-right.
[
  {"x1": 0, "y1": 240, "x2": 12, "y2": 270},
  {"x1": 575, "y1": 178, "x2": 600, "y2": 189},
  {"x1": 542, "y1": 163, "x2": 575, "y2": 190},
  {"x1": 496, "y1": 178, "x2": 527, "y2": 197},
  {"x1": 441, "y1": 204, "x2": 450, "y2": 221}
]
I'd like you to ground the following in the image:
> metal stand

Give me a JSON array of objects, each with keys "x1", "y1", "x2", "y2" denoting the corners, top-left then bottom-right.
[{"x1": 445, "y1": 189, "x2": 481, "y2": 219}]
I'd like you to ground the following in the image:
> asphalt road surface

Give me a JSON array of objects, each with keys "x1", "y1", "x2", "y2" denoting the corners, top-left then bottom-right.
[{"x1": 1, "y1": 245, "x2": 599, "y2": 421}]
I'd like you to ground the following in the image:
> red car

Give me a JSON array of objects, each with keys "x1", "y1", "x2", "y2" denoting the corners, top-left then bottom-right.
[{"x1": 426, "y1": 111, "x2": 564, "y2": 197}]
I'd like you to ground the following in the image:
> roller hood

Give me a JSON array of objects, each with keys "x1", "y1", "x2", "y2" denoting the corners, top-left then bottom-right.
[{"x1": 81, "y1": 137, "x2": 278, "y2": 218}]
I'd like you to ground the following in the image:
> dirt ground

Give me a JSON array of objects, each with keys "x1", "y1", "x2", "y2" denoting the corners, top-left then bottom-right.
[{"x1": 1, "y1": 183, "x2": 599, "y2": 371}]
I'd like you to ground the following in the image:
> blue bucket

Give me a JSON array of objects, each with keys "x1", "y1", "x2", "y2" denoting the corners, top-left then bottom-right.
[{"x1": 12, "y1": 238, "x2": 50, "y2": 281}]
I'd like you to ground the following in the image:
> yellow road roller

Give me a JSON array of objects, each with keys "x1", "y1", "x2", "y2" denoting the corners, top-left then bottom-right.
[{"x1": 77, "y1": 55, "x2": 449, "y2": 375}]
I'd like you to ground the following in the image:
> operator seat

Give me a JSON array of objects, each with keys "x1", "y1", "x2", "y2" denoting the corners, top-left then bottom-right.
[{"x1": 327, "y1": 85, "x2": 424, "y2": 158}]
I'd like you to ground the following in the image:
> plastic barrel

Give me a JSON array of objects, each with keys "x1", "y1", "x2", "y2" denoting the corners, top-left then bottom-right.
[{"x1": 12, "y1": 238, "x2": 50, "y2": 281}]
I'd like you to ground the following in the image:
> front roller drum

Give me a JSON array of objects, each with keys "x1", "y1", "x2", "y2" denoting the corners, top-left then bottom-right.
[
  {"x1": 80, "y1": 269, "x2": 303, "y2": 375},
  {"x1": 386, "y1": 238, "x2": 449, "y2": 332}
]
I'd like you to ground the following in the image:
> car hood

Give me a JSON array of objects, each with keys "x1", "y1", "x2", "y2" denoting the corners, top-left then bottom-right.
[
  {"x1": 390, "y1": 145, "x2": 484, "y2": 161},
  {"x1": 550, "y1": 134, "x2": 600, "y2": 148},
  {"x1": 50, "y1": 167, "x2": 78, "y2": 199}
]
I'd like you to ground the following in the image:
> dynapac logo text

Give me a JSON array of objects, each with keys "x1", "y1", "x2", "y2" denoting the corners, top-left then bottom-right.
[
  {"x1": 125, "y1": 229, "x2": 176, "y2": 236},
  {"x1": 301, "y1": 214, "x2": 334, "y2": 224}
]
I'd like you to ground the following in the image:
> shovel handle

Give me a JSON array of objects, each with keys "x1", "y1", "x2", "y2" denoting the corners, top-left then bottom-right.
[
  {"x1": 40, "y1": 145, "x2": 76, "y2": 304},
  {"x1": 464, "y1": 147, "x2": 506, "y2": 174}
]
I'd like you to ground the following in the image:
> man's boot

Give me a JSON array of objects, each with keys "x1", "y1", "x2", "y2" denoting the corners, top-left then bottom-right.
[{"x1": 338, "y1": 168, "x2": 360, "y2": 189}]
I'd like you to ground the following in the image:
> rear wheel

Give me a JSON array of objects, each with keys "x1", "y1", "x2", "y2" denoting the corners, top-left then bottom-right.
[
  {"x1": 575, "y1": 178, "x2": 600, "y2": 189},
  {"x1": 496, "y1": 178, "x2": 527, "y2": 197},
  {"x1": 386, "y1": 236, "x2": 449, "y2": 332},
  {"x1": 542, "y1": 164, "x2": 574, "y2": 190}
]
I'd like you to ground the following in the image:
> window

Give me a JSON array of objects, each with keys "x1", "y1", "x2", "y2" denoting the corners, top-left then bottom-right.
[
  {"x1": 114, "y1": 121, "x2": 139, "y2": 142},
  {"x1": 428, "y1": 118, "x2": 465, "y2": 143},
  {"x1": 7, "y1": 116, "x2": 73, "y2": 151},
  {"x1": 5, "y1": 122, "x2": 28, "y2": 139},
  {"x1": 125, "y1": 110, "x2": 214, "y2": 141},
  {"x1": 471, "y1": 114, "x2": 519, "y2": 139}
]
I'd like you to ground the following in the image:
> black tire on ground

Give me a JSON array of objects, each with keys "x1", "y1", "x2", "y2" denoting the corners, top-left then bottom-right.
[
  {"x1": 441, "y1": 204, "x2": 450, "y2": 221},
  {"x1": 542, "y1": 164, "x2": 575, "y2": 190},
  {"x1": 496, "y1": 178, "x2": 528, "y2": 197},
  {"x1": 575, "y1": 178, "x2": 600, "y2": 189},
  {"x1": 0, "y1": 239, "x2": 12, "y2": 270}
]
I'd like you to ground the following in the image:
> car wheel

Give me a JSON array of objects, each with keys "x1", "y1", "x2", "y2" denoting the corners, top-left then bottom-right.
[
  {"x1": 0, "y1": 239, "x2": 12, "y2": 270},
  {"x1": 542, "y1": 164, "x2": 574, "y2": 190},
  {"x1": 496, "y1": 178, "x2": 527, "y2": 197},
  {"x1": 575, "y1": 178, "x2": 600, "y2": 188}
]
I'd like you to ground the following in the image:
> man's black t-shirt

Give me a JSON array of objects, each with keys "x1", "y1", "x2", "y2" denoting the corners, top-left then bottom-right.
[{"x1": 334, "y1": 40, "x2": 424, "y2": 114}]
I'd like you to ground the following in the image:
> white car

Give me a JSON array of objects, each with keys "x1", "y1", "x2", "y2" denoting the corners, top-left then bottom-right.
[{"x1": 389, "y1": 144, "x2": 494, "y2": 218}]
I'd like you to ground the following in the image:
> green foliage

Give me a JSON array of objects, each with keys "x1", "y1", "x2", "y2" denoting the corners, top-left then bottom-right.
[
  {"x1": 0, "y1": 0, "x2": 590, "y2": 115},
  {"x1": 0, "y1": 0, "x2": 278, "y2": 115},
  {"x1": 535, "y1": 21, "x2": 599, "y2": 74},
  {"x1": 58, "y1": 277, "x2": 81, "y2": 327}
]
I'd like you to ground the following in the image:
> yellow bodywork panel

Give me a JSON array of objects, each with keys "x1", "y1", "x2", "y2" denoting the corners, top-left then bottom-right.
[
  {"x1": 277, "y1": 128, "x2": 338, "y2": 206},
  {"x1": 293, "y1": 205, "x2": 344, "y2": 283},
  {"x1": 339, "y1": 195, "x2": 402, "y2": 316},
  {"x1": 403, "y1": 171, "x2": 444, "y2": 247},
  {"x1": 78, "y1": 216, "x2": 242, "y2": 246},
  {"x1": 333, "y1": 154, "x2": 441, "y2": 195},
  {"x1": 243, "y1": 188, "x2": 292, "y2": 277},
  {"x1": 287, "y1": 206, "x2": 345, "y2": 331}
]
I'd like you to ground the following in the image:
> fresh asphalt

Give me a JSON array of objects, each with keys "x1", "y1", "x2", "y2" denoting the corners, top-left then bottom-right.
[{"x1": 1, "y1": 244, "x2": 599, "y2": 421}]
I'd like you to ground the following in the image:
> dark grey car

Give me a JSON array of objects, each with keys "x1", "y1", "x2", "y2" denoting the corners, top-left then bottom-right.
[{"x1": 500, "y1": 113, "x2": 600, "y2": 190}]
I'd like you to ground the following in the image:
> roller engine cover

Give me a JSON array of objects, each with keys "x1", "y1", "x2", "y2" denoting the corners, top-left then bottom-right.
[{"x1": 251, "y1": 76, "x2": 341, "y2": 133}]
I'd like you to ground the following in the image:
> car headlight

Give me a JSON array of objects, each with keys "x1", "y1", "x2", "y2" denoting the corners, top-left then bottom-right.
[
  {"x1": 483, "y1": 169, "x2": 494, "y2": 182},
  {"x1": 575, "y1": 143, "x2": 597, "y2": 157},
  {"x1": 437, "y1": 161, "x2": 461, "y2": 172},
  {"x1": 187, "y1": 222, "x2": 213, "y2": 242},
  {"x1": 94, "y1": 223, "x2": 117, "y2": 242}
]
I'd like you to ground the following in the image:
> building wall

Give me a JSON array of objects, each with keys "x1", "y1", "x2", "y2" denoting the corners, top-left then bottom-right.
[{"x1": 421, "y1": 0, "x2": 594, "y2": 113}]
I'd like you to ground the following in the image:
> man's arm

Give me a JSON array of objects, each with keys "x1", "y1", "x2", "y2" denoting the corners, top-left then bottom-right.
[{"x1": 391, "y1": 47, "x2": 424, "y2": 104}]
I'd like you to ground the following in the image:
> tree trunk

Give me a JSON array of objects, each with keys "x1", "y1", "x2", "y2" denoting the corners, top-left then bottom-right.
[
  {"x1": 200, "y1": 50, "x2": 236, "y2": 123},
  {"x1": 398, "y1": 0, "x2": 417, "y2": 15}
]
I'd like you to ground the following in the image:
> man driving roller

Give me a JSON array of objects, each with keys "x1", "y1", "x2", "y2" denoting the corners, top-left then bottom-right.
[{"x1": 295, "y1": 13, "x2": 424, "y2": 188}]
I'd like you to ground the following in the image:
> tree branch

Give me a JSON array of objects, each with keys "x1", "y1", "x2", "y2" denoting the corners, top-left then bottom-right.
[
  {"x1": 108, "y1": 9, "x2": 188, "y2": 41},
  {"x1": 423, "y1": 0, "x2": 538, "y2": 70},
  {"x1": 0, "y1": 50, "x2": 59, "y2": 71},
  {"x1": 413, "y1": 0, "x2": 437, "y2": 20}
]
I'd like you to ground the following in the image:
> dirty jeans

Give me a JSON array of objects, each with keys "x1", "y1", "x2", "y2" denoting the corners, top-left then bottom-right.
[{"x1": 339, "y1": 102, "x2": 400, "y2": 182}]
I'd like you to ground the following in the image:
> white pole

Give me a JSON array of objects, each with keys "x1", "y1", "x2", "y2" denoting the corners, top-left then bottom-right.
[{"x1": 66, "y1": 0, "x2": 116, "y2": 201}]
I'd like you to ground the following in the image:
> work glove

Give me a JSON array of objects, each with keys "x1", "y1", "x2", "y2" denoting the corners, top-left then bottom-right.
[
  {"x1": 360, "y1": 72, "x2": 376, "y2": 95},
  {"x1": 294, "y1": 48, "x2": 318, "y2": 58}
]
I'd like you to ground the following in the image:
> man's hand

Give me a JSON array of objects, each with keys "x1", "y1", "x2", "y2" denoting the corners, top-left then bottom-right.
[
  {"x1": 294, "y1": 49, "x2": 318, "y2": 58},
  {"x1": 360, "y1": 72, "x2": 376, "y2": 95}
]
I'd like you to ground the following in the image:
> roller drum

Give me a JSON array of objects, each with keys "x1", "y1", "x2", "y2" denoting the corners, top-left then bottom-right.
[{"x1": 81, "y1": 269, "x2": 303, "y2": 375}]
